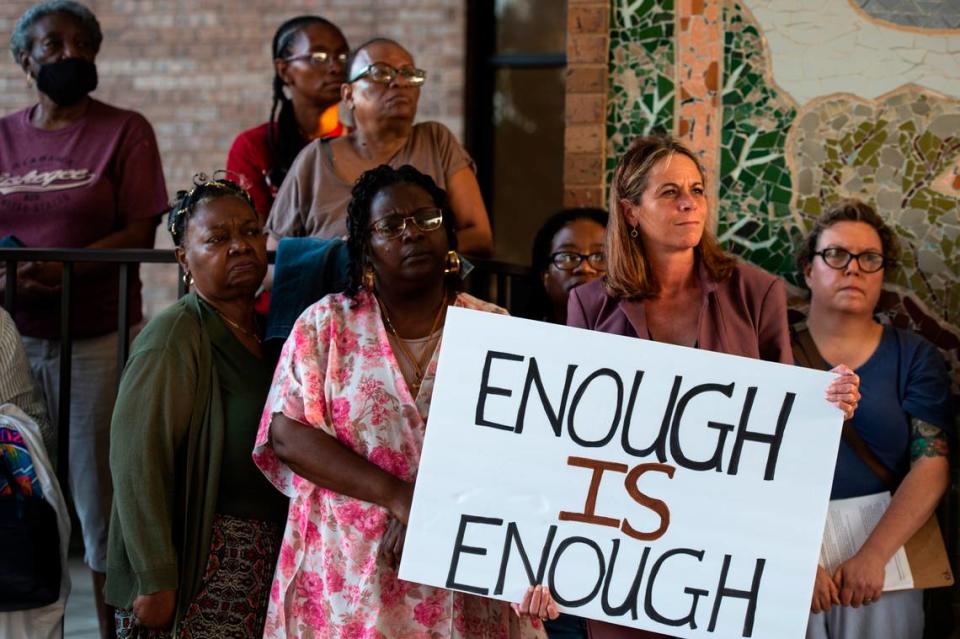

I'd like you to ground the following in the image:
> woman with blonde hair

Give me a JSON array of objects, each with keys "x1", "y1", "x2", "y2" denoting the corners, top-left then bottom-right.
[{"x1": 567, "y1": 135, "x2": 861, "y2": 639}]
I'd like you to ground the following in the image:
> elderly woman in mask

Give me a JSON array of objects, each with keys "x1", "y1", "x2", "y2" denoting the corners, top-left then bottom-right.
[
  {"x1": 0, "y1": 2, "x2": 167, "y2": 637},
  {"x1": 266, "y1": 37, "x2": 493, "y2": 257}
]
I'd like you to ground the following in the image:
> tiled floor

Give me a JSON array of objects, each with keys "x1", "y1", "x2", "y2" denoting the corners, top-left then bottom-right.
[{"x1": 64, "y1": 555, "x2": 100, "y2": 639}]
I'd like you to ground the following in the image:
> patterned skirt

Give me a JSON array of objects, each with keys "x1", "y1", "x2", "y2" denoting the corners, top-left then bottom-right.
[{"x1": 115, "y1": 513, "x2": 283, "y2": 639}]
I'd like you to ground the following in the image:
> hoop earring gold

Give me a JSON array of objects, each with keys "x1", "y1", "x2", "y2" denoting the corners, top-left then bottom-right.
[
  {"x1": 362, "y1": 266, "x2": 376, "y2": 290},
  {"x1": 443, "y1": 250, "x2": 461, "y2": 276}
]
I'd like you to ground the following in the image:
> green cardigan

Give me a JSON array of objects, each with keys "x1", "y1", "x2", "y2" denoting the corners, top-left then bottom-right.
[{"x1": 104, "y1": 293, "x2": 224, "y2": 629}]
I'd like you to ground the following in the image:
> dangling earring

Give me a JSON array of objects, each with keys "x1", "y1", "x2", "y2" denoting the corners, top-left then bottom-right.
[
  {"x1": 363, "y1": 266, "x2": 376, "y2": 290},
  {"x1": 630, "y1": 227, "x2": 639, "y2": 239},
  {"x1": 25, "y1": 74, "x2": 34, "y2": 89},
  {"x1": 443, "y1": 250, "x2": 461, "y2": 276}
]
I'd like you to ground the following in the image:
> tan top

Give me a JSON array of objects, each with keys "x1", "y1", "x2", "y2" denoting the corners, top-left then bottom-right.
[
  {"x1": 385, "y1": 329, "x2": 441, "y2": 394},
  {"x1": 266, "y1": 121, "x2": 475, "y2": 240}
]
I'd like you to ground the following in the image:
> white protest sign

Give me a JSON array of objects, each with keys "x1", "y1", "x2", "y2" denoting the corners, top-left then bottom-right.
[{"x1": 400, "y1": 308, "x2": 843, "y2": 639}]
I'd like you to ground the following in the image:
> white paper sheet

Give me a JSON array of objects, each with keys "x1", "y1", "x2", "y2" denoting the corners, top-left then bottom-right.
[{"x1": 820, "y1": 493, "x2": 914, "y2": 591}]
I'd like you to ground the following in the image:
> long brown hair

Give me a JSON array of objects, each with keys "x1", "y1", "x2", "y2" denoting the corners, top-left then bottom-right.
[{"x1": 605, "y1": 135, "x2": 736, "y2": 299}]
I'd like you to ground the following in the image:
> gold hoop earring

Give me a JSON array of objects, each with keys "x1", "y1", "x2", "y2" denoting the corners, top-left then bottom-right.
[
  {"x1": 444, "y1": 250, "x2": 461, "y2": 276},
  {"x1": 362, "y1": 266, "x2": 376, "y2": 291}
]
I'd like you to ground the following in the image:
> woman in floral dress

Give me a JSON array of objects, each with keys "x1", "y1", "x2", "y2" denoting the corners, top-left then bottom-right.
[{"x1": 253, "y1": 164, "x2": 554, "y2": 638}]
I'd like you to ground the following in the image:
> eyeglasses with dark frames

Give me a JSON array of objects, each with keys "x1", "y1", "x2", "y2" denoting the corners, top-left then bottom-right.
[
  {"x1": 550, "y1": 251, "x2": 606, "y2": 271},
  {"x1": 370, "y1": 207, "x2": 444, "y2": 239},
  {"x1": 349, "y1": 62, "x2": 427, "y2": 86},
  {"x1": 285, "y1": 51, "x2": 349, "y2": 67},
  {"x1": 814, "y1": 247, "x2": 886, "y2": 273}
]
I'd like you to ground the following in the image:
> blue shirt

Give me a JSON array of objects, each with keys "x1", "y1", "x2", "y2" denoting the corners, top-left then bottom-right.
[{"x1": 831, "y1": 326, "x2": 954, "y2": 499}]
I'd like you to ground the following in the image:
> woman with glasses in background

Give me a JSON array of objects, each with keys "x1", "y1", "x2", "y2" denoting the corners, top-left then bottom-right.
[
  {"x1": 530, "y1": 208, "x2": 608, "y2": 325},
  {"x1": 794, "y1": 201, "x2": 952, "y2": 639},
  {"x1": 266, "y1": 38, "x2": 493, "y2": 257},
  {"x1": 527, "y1": 207, "x2": 607, "y2": 639},
  {"x1": 227, "y1": 16, "x2": 350, "y2": 221}
]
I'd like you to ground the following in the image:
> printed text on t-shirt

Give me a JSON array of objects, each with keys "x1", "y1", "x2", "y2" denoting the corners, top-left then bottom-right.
[{"x1": 0, "y1": 168, "x2": 95, "y2": 195}]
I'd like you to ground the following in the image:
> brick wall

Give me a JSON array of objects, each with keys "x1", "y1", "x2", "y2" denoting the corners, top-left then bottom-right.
[
  {"x1": 563, "y1": 0, "x2": 608, "y2": 209},
  {"x1": 0, "y1": 0, "x2": 465, "y2": 317}
]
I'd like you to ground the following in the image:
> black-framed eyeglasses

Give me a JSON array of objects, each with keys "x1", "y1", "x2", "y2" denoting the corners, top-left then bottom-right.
[
  {"x1": 285, "y1": 51, "x2": 349, "y2": 67},
  {"x1": 349, "y1": 62, "x2": 427, "y2": 86},
  {"x1": 550, "y1": 251, "x2": 606, "y2": 271},
  {"x1": 370, "y1": 207, "x2": 444, "y2": 239},
  {"x1": 814, "y1": 247, "x2": 886, "y2": 273}
]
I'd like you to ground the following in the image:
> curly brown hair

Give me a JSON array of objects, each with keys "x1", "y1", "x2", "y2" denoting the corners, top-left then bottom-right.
[{"x1": 795, "y1": 199, "x2": 899, "y2": 282}]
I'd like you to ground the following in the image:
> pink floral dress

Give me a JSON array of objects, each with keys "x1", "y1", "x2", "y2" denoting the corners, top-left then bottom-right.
[{"x1": 253, "y1": 291, "x2": 547, "y2": 639}]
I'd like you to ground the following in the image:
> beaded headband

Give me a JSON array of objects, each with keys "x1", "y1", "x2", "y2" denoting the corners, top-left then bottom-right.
[{"x1": 167, "y1": 170, "x2": 254, "y2": 244}]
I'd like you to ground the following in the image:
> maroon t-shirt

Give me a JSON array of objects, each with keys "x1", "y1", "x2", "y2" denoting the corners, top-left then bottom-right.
[{"x1": 0, "y1": 99, "x2": 167, "y2": 339}]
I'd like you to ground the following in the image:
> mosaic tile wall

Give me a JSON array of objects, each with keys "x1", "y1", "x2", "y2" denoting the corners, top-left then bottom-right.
[
  {"x1": 604, "y1": 0, "x2": 960, "y2": 392},
  {"x1": 854, "y1": 0, "x2": 960, "y2": 30},
  {"x1": 595, "y1": 0, "x2": 960, "y2": 623},
  {"x1": 747, "y1": 1, "x2": 960, "y2": 109},
  {"x1": 789, "y1": 89, "x2": 960, "y2": 361},
  {"x1": 605, "y1": 0, "x2": 675, "y2": 184},
  {"x1": 717, "y1": 2, "x2": 797, "y2": 277}
]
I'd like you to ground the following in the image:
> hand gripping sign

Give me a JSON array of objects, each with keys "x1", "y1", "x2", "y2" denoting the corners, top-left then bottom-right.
[{"x1": 399, "y1": 308, "x2": 843, "y2": 639}]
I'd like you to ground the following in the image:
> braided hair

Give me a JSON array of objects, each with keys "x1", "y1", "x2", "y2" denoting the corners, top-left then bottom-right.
[
  {"x1": 345, "y1": 164, "x2": 458, "y2": 297},
  {"x1": 267, "y1": 16, "x2": 345, "y2": 190},
  {"x1": 168, "y1": 175, "x2": 255, "y2": 246}
]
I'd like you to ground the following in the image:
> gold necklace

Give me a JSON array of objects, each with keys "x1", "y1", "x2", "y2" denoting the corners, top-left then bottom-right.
[
  {"x1": 378, "y1": 293, "x2": 448, "y2": 394},
  {"x1": 213, "y1": 306, "x2": 262, "y2": 344}
]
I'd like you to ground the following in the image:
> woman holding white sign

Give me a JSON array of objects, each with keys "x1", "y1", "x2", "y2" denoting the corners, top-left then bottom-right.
[
  {"x1": 794, "y1": 201, "x2": 952, "y2": 639},
  {"x1": 567, "y1": 136, "x2": 862, "y2": 639},
  {"x1": 253, "y1": 165, "x2": 555, "y2": 638}
]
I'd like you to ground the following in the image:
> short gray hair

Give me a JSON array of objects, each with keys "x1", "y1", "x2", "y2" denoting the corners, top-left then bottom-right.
[{"x1": 9, "y1": 1, "x2": 102, "y2": 63}]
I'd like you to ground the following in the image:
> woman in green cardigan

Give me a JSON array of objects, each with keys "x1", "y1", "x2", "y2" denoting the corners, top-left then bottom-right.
[{"x1": 105, "y1": 176, "x2": 287, "y2": 638}]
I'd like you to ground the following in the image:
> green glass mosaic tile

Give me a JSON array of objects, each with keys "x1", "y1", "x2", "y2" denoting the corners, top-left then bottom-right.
[
  {"x1": 605, "y1": 0, "x2": 675, "y2": 189},
  {"x1": 717, "y1": 1, "x2": 798, "y2": 278}
]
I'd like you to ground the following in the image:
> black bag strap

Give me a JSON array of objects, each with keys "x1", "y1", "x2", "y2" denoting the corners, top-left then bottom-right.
[{"x1": 791, "y1": 324, "x2": 900, "y2": 491}]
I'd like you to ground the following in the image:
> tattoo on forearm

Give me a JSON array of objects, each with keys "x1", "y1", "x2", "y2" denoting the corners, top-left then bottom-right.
[{"x1": 909, "y1": 418, "x2": 949, "y2": 461}]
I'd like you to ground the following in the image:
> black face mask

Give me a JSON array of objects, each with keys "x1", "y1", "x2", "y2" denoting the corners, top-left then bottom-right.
[{"x1": 35, "y1": 58, "x2": 98, "y2": 106}]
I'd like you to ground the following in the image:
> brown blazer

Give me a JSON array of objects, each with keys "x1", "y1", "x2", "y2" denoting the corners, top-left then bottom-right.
[
  {"x1": 567, "y1": 260, "x2": 793, "y2": 364},
  {"x1": 568, "y1": 261, "x2": 793, "y2": 638}
]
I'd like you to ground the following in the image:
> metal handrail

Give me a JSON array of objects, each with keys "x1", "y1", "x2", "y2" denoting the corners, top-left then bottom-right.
[{"x1": 0, "y1": 247, "x2": 535, "y2": 485}]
